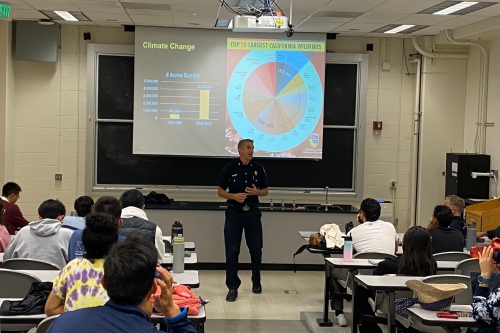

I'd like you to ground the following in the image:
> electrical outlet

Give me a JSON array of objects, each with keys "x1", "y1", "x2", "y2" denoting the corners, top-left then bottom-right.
[
  {"x1": 55, "y1": 174, "x2": 62, "y2": 181},
  {"x1": 390, "y1": 180, "x2": 397, "y2": 189}
]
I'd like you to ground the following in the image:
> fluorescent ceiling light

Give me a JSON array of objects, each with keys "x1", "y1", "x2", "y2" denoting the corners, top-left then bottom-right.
[
  {"x1": 54, "y1": 11, "x2": 78, "y2": 21},
  {"x1": 384, "y1": 24, "x2": 415, "y2": 34},
  {"x1": 433, "y1": 1, "x2": 478, "y2": 15}
]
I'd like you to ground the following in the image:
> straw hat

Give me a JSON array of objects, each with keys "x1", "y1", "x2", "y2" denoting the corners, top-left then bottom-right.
[{"x1": 405, "y1": 280, "x2": 467, "y2": 311}]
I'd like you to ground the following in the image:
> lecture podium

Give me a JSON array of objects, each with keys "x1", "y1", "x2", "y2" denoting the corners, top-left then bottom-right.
[{"x1": 466, "y1": 198, "x2": 500, "y2": 231}]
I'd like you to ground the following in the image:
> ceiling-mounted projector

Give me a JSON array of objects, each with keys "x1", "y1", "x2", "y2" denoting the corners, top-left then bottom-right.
[{"x1": 233, "y1": 15, "x2": 288, "y2": 32}]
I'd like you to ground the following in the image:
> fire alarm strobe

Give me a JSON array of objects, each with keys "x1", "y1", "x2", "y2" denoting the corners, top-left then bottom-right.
[{"x1": 373, "y1": 121, "x2": 383, "y2": 130}]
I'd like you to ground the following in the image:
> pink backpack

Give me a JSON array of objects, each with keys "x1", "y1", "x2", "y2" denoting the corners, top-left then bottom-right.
[{"x1": 151, "y1": 284, "x2": 201, "y2": 316}]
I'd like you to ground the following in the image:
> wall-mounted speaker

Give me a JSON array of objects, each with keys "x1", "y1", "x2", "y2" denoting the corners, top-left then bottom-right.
[
  {"x1": 123, "y1": 25, "x2": 135, "y2": 32},
  {"x1": 83, "y1": 32, "x2": 91, "y2": 40}
]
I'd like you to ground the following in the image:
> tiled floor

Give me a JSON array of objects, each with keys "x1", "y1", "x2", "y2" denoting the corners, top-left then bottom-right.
[{"x1": 196, "y1": 270, "x2": 352, "y2": 321}]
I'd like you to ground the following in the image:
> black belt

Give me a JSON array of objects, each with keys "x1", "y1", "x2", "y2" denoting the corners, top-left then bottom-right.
[{"x1": 227, "y1": 203, "x2": 258, "y2": 211}]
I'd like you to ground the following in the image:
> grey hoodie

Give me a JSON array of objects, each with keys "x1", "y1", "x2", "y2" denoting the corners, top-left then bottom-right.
[{"x1": 3, "y1": 218, "x2": 73, "y2": 269}]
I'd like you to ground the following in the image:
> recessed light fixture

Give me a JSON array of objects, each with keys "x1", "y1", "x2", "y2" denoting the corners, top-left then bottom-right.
[
  {"x1": 54, "y1": 10, "x2": 78, "y2": 21},
  {"x1": 372, "y1": 24, "x2": 428, "y2": 34},
  {"x1": 191, "y1": 13, "x2": 198, "y2": 16},
  {"x1": 419, "y1": 1, "x2": 496, "y2": 15},
  {"x1": 384, "y1": 24, "x2": 415, "y2": 34},
  {"x1": 433, "y1": 1, "x2": 478, "y2": 15}
]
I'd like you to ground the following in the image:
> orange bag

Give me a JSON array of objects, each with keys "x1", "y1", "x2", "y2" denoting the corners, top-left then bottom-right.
[{"x1": 151, "y1": 284, "x2": 201, "y2": 316}]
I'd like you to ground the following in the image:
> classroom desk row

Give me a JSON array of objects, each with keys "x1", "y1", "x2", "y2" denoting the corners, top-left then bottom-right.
[
  {"x1": 0, "y1": 268, "x2": 204, "y2": 329},
  {"x1": 320, "y1": 258, "x2": 477, "y2": 333}
]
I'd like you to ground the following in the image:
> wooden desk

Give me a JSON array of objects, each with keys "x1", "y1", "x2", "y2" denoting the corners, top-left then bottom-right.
[{"x1": 406, "y1": 304, "x2": 476, "y2": 333}]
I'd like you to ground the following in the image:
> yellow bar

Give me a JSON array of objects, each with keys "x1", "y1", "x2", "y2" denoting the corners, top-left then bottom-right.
[
  {"x1": 199, "y1": 90, "x2": 209, "y2": 120},
  {"x1": 170, "y1": 114, "x2": 180, "y2": 119}
]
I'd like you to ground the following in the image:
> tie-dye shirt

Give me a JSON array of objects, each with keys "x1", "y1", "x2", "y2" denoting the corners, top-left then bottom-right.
[{"x1": 52, "y1": 258, "x2": 108, "y2": 312}]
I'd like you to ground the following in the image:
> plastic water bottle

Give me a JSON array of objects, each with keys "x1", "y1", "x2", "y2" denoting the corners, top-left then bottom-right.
[
  {"x1": 343, "y1": 235, "x2": 353, "y2": 262},
  {"x1": 171, "y1": 221, "x2": 183, "y2": 239},
  {"x1": 172, "y1": 234, "x2": 185, "y2": 273},
  {"x1": 466, "y1": 222, "x2": 477, "y2": 251}
]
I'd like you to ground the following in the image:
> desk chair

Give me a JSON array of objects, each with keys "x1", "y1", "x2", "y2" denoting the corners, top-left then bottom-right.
[
  {"x1": 455, "y1": 258, "x2": 480, "y2": 277},
  {"x1": 0, "y1": 269, "x2": 41, "y2": 332},
  {"x1": 397, "y1": 274, "x2": 471, "y2": 333},
  {"x1": 433, "y1": 252, "x2": 470, "y2": 262},
  {"x1": 36, "y1": 315, "x2": 60, "y2": 333},
  {"x1": 1, "y1": 258, "x2": 60, "y2": 270}
]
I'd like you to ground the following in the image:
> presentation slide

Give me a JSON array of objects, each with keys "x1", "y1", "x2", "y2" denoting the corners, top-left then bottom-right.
[{"x1": 133, "y1": 27, "x2": 325, "y2": 158}]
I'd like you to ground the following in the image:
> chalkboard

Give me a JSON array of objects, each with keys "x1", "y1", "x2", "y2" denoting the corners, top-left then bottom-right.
[{"x1": 95, "y1": 55, "x2": 359, "y2": 189}]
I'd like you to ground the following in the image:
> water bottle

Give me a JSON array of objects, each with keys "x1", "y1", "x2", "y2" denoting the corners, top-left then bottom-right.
[
  {"x1": 172, "y1": 234, "x2": 185, "y2": 273},
  {"x1": 466, "y1": 222, "x2": 477, "y2": 251},
  {"x1": 343, "y1": 235, "x2": 353, "y2": 262},
  {"x1": 171, "y1": 221, "x2": 183, "y2": 238}
]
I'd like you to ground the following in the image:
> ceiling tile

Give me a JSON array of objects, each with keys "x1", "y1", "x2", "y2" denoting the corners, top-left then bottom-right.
[
  {"x1": 125, "y1": 8, "x2": 170, "y2": 15},
  {"x1": 352, "y1": 12, "x2": 411, "y2": 24},
  {"x1": 441, "y1": 15, "x2": 491, "y2": 27},
  {"x1": 371, "y1": 0, "x2": 443, "y2": 14},
  {"x1": 172, "y1": 16, "x2": 215, "y2": 28},
  {"x1": 131, "y1": 13, "x2": 173, "y2": 26},
  {"x1": 170, "y1": 4, "x2": 218, "y2": 17},
  {"x1": 9, "y1": 8, "x2": 47, "y2": 19},
  {"x1": 72, "y1": 0, "x2": 124, "y2": 13},
  {"x1": 323, "y1": 0, "x2": 388, "y2": 12},
  {"x1": 394, "y1": 13, "x2": 458, "y2": 25},
  {"x1": 332, "y1": 22, "x2": 388, "y2": 33},
  {"x1": 294, "y1": 21, "x2": 344, "y2": 33},
  {"x1": 84, "y1": 12, "x2": 130, "y2": 22},
  {"x1": 168, "y1": 0, "x2": 219, "y2": 4},
  {"x1": 3, "y1": 0, "x2": 33, "y2": 10},
  {"x1": 22, "y1": 0, "x2": 80, "y2": 11}
]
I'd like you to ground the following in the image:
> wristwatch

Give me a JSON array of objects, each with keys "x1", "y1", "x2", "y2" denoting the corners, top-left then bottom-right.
[{"x1": 478, "y1": 275, "x2": 491, "y2": 284}]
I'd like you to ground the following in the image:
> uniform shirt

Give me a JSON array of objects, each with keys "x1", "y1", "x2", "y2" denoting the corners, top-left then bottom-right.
[
  {"x1": 449, "y1": 215, "x2": 466, "y2": 238},
  {"x1": 46, "y1": 300, "x2": 196, "y2": 333},
  {"x1": 347, "y1": 220, "x2": 398, "y2": 255},
  {"x1": 217, "y1": 158, "x2": 269, "y2": 208},
  {"x1": 52, "y1": 258, "x2": 108, "y2": 312}
]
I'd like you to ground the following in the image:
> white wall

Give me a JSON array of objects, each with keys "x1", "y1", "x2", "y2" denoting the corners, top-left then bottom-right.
[
  {"x1": 0, "y1": 26, "x2": 417, "y2": 229},
  {"x1": 464, "y1": 38, "x2": 500, "y2": 198}
]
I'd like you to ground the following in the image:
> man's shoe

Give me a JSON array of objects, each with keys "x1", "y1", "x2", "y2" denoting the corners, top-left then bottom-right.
[
  {"x1": 335, "y1": 313, "x2": 348, "y2": 327},
  {"x1": 252, "y1": 282, "x2": 262, "y2": 294},
  {"x1": 226, "y1": 289, "x2": 238, "y2": 302}
]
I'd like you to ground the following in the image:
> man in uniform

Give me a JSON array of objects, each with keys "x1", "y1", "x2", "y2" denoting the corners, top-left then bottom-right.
[{"x1": 217, "y1": 139, "x2": 269, "y2": 302}]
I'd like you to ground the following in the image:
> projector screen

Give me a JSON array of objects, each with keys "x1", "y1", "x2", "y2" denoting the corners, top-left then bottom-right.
[{"x1": 133, "y1": 27, "x2": 325, "y2": 158}]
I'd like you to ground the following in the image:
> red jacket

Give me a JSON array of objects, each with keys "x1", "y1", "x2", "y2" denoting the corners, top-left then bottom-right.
[{"x1": 2, "y1": 200, "x2": 29, "y2": 235}]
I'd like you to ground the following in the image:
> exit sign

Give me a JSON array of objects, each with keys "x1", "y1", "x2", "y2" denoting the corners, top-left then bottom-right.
[{"x1": 0, "y1": 3, "x2": 11, "y2": 19}]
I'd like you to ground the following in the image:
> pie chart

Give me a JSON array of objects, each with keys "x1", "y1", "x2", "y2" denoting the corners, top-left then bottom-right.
[
  {"x1": 242, "y1": 62, "x2": 307, "y2": 135},
  {"x1": 227, "y1": 49, "x2": 323, "y2": 153}
]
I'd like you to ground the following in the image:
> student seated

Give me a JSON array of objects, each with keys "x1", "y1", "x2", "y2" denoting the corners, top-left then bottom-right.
[
  {"x1": 1, "y1": 182, "x2": 29, "y2": 235},
  {"x1": 330, "y1": 198, "x2": 399, "y2": 327},
  {"x1": 444, "y1": 194, "x2": 466, "y2": 238},
  {"x1": 3, "y1": 199, "x2": 71, "y2": 268},
  {"x1": 0, "y1": 200, "x2": 11, "y2": 252},
  {"x1": 427, "y1": 205, "x2": 464, "y2": 254},
  {"x1": 119, "y1": 190, "x2": 165, "y2": 264},
  {"x1": 357, "y1": 226, "x2": 437, "y2": 333},
  {"x1": 45, "y1": 213, "x2": 119, "y2": 315},
  {"x1": 67, "y1": 196, "x2": 125, "y2": 261},
  {"x1": 471, "y1": 246, "x2": 500, "y2": 333},
  {"x1": 61, "y1": 196, "x2": 94, "y2": 231},
  {"x1": 46, "y1": 238, "x2": 196, "y2": 333}
]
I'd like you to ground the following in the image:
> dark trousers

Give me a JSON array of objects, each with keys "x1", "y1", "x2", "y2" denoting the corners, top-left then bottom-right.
[{"x1": 224, "y1": 207, "x2": 263, "y2": 290}]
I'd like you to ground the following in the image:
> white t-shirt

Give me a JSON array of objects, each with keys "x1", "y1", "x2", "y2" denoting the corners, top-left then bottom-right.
[{"x1": 347, "y1": 220, "x2": 398, "y2": 255}]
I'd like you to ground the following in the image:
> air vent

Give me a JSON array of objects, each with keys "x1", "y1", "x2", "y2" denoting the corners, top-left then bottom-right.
[
  {"x1": 313, "y1": 11, "x2": 363, "y2": 18},
  {"x1": 419, "y1": 1, "x2": 496, "y2": 15},
  {"x1": 122, "y1": 3, "x2": 171, "y2": 11}
]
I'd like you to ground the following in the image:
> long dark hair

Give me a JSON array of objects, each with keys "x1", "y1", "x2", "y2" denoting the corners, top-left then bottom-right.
[{"x1": 397, "y1": 226, "x2": 437, "y2": 276}]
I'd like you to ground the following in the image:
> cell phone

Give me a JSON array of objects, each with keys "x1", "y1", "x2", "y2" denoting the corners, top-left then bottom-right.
[{"x1": 436, "y1": 312, "x2": 458, "y2": 319}]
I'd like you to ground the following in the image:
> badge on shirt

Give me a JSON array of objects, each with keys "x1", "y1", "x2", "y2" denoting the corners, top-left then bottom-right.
[
  {"x1": 232, "y1": 174, "x2": 238, "y2": 177},
  {"x1": 254, "y1": 171, "x2": 258, "y2": 176}
]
